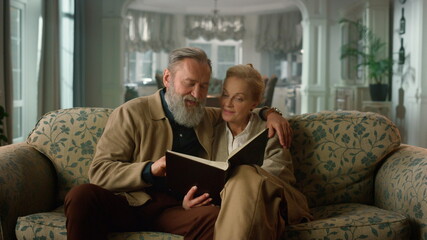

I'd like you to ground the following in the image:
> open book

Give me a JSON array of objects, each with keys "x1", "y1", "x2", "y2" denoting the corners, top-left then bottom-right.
[{"x1": 165, "y1": 128, "x2": 268, "y2": 205}]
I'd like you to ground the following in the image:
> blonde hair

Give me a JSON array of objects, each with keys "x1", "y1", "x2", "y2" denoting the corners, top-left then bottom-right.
[{"x1": 225, "y1": 64, "x2": 265, "y2": 103}]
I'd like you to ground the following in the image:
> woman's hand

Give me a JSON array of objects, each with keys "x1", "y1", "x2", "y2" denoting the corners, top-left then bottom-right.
[
  {"x1": 182, "y1": 186, "x2": 212, "y2": 210},
  {"x1": 266, "y1": 112, "x2": 293, "y2": 148},
  {"x1": 151, "y1": 156, "x2": 167, "y2": 177}
]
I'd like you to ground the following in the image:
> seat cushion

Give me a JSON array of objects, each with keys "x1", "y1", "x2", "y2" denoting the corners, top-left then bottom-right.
[
  {"x1": 284, "y1": 203, "x2": 410, "y2": 239},
  {"x1": 16, "y1": 204, "x2": 408, "y2": 240},
  {"x1": 16, "y1": 210, "x2": 67, "y2": 239},
  {"x1": 15, "y1": 207, "x2": 183, "y2": 240}
]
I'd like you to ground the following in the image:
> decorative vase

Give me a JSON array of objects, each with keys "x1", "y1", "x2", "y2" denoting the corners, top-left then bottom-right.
[{"x1": 369, "y1": 83, "x2": 388, "y2": 101}]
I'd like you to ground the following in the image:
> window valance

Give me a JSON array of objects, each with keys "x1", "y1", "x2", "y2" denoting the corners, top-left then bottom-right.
[
  {"x1": 256, "y1": 11, "x2": 302, "y2": 54},
  {"x1": 185, "y1": 15, "x2": 245, "y2": 41},
  {"x1": 125, "y1": 10, "x2": 176, "y2": 52}
]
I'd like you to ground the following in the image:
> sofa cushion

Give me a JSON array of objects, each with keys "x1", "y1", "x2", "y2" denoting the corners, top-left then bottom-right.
[
  {"x1": 289, "y1": 111, "x2": 401, "y2": 207},
  {"x1": 284, "y1": 203, "x2": 410, "y2": 239},
  {"x1": 15, "y1": 207, "x2": 183, "y2": 240},
  {"x1": 16, "y1": 204, "x2": 408, "y2": 240},
  {"x1": 26, "y1": 108, "x2": 113, "y2": 203},
  {"x1": 16, "y1": 209, "x2": 67, "y2": 239}
]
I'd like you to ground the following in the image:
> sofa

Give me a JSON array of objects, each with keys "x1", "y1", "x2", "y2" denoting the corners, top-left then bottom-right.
[{"x1": 0, "y1": 107, "x2": 426, "y2": 240}]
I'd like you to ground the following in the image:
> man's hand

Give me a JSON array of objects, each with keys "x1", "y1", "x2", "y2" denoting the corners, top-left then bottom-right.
[
  {"x1": 151, "y1": 156, "x2": 167, "y2": 177},
  {"x1": 182, "y1": 186, "x2": 212, "y2": 210},
  {"x1": 266, "y1": 112, "x2": 293, "y2": 148}
]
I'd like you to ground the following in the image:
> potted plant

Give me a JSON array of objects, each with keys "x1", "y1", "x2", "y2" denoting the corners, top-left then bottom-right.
[{"x1": 340, "y1": 19, "x2": 392, "y2": 101}]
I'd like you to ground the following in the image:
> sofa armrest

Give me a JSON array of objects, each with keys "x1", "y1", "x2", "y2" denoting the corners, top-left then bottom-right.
[
  {"x1": 375, "y1": 144, "x2": 427, "y2": 240},
  {"x1": 0, "y1": 143, "x2": 57, "y2": 240}
]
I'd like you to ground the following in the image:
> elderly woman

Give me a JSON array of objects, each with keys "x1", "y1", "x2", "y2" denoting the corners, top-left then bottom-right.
[{"x1": 183, "y1": 64, "x2": 312, "y2": 240}]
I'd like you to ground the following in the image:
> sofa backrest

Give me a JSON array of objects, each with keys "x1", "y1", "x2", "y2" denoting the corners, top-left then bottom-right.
[
  {"x1": 289, "y1": 111, "x2": 401, "y2": 208},
  {"x1": 27, "y1": 108, "x2": 113, "y2": 203},
  {"x1": 26, "y1": 108, "x2": 401, "y2": 208}
]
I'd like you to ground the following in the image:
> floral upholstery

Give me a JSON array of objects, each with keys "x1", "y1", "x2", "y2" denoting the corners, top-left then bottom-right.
[
  {"x1": 16, "y1": 208, "x2": 67, "y2": 239},
  {"x1": 16, "y1": 207, "x2": 182, "y2": 240},
  {"x1": 0, "y1": 108, "x2": 425, "y2": 240},
  {"x1": 289, "y1": 111, "x2": 401, "y2": 207},
  {"x1": 0, "y1": 143, "x2": 56, "y2": 240},
  {"x1": 284, "y1": 203, "x2": 409, "y2": 239},
  {"x1": 26, "y1": 108, "x2": 113, "y2": 204},
  {"x1": 375, "y1": 145, "x2": 427, "y2": 239},
  {"x1": 283, "y1": 111, "x2": 413, "y2": 239}
]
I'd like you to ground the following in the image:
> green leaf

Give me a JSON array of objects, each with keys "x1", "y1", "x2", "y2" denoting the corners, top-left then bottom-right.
[{"x1": 371, "y1": 228, "x2": 379, "y2": 236}]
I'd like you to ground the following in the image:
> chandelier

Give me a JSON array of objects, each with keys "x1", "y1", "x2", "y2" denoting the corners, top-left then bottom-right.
[
  {"x1": 211, "y1": 0, "x2": 220, "y2": 28},
  {"x1": 185, "y1": 0, "x2": 245, "y2": 41}
]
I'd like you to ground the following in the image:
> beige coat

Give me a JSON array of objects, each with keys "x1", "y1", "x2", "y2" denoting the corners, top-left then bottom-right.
[
  {"x1": 212, "y1": 114, "x2": 297, "y2": 185},
  {"x1": 89, "y1": 90, "x2": 222, "y2": 206},
  {"x1": 212, "y1": 115, "x2": 312, "y2": 225}
]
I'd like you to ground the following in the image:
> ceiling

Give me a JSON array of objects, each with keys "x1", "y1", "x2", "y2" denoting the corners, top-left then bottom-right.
[{"x1": 128, "y1": 0, "x2": 299, "y2": 15}]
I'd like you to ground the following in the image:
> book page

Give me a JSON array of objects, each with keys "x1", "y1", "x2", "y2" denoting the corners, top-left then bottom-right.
[{"x1": 167, "y1": 151, "x2": 229, "y2": 170}]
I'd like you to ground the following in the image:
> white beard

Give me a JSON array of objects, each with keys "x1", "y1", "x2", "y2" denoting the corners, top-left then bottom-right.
[{"x1": 164, "y1": 81, "x2": 206, "y2": 128}]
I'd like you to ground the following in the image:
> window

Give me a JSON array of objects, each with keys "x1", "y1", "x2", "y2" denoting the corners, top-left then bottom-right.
[
  {"x1": 187, "y1": 38, "x2": 242, "y2": 80},
  {"x1": 125, "y1": 50, "x2": 156, "y2": 84},
  {"x1": 124, "y1": 50, "x2": 167, "y2": 99},
  {"x1": 7, "y1": 0, "x2": 77, "y2": 143},
  {"x1": 267, "y1": 51, "x2": 302, "y2": 85},
  {"x1": 10, "y1": 4, "x2": 23, "y2": 141},
  {"x1": 124, "y1": 10, "x2": 175, "y2": 93},
  {"x1": 123, "y1": 38, "x2": 242, "y2": 98},
  {"x1": 60, "y1": 0, "x2": 74, "y2": 108},
  {"x1": 10, "y1": 0, "x2": 42, "y2": 143}
]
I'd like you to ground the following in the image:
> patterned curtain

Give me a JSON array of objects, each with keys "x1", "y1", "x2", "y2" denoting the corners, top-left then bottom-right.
[
  {"x1": 125, "y1": 10, "x2": 176, "y2": 53},
  {"x1": 185, "y1": 15, "x2": 245, "y2": 41},
  {"x1": 256, "y1": 11, "x2": 302, "y2": 54}
]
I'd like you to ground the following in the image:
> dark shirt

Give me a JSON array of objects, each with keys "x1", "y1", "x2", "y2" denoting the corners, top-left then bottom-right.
[
  {"x1": 142, "y1": 89, "x2": 203, "y2": 193},
  {"x1": 160, "y1": 89, "x2": 204, "y2": 156}
]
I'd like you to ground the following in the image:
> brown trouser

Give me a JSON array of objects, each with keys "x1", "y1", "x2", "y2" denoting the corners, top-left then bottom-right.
[{"x1": 64, "y1": 184, "x2": 219, "y2": 240}]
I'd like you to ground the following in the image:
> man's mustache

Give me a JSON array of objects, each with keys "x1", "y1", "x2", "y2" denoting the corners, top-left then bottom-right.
[{"x1": 183, "y1": 95, "x2": 200, "y2": 103}]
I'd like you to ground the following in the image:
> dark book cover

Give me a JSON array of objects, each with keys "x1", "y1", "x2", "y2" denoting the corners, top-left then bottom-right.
[{"x1": 166, "y1": 128, "x2": 268, "y2": 205}]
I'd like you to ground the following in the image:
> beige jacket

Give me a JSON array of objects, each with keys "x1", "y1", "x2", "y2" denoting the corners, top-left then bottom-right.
[
  {"x1": 212, "y1": 115, "x2": 312, "y2": 224},
  {"x1": 212, "y1": 114, "x2": 296, "y2": 184},
  {"x1": 89, "y1": 90, "x2": 222, "y2": 206}
]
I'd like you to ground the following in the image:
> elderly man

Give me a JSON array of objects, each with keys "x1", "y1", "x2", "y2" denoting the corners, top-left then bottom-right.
[{"x1": 64, "y1": 47, "x2": 290, "y2": 240}]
